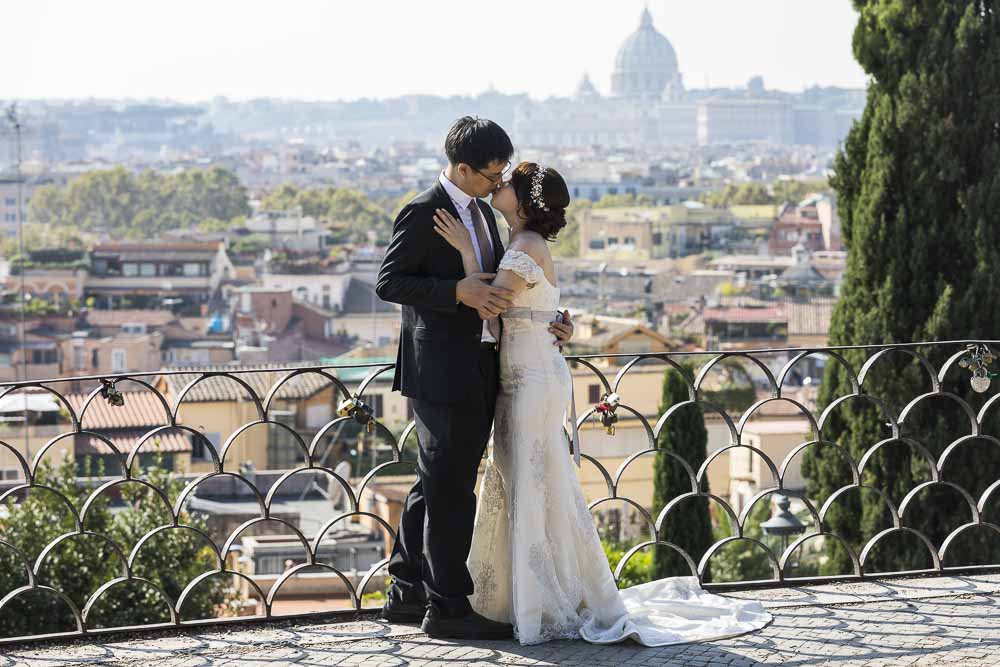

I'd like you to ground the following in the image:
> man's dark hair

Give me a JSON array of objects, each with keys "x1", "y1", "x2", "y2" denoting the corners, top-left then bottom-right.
[{"x1": 444, "y1": 116, "x2": 514, "y2": 170}]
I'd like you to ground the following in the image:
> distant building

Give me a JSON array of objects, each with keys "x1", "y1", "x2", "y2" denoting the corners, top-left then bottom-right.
[
  {"x1": 242, "y1": 208, "x2": 333, "y2": 253},
  {"x1": 579, "y1": 203, "x2": 735, "y2": 259},
  {"x1": 769, "y1": 194, "x2": 841, "y2": 255},
  {"x1": 0, "y1": 178, "x2": 44, "y2": 239},
  {"x1": 697, "y1": 98, "x2": 794, "y2": 146},
  {"x1": 514, "y1": 8, "x2": 863, "y2": 149},
  {"x1": 515, "y1": 9, "x2": 697, "y2": 149},
  {"x1": 569, "y1": 315, "x2": 673, "y2": 356},
  {"x1": 87, "y1": 242, "x2": 234, "y2": 315}
]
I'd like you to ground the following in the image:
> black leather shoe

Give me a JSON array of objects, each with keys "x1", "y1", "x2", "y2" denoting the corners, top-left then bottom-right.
[
  {"x1": 381, "y1": 588, "x2": 426, "y2": 624},
  {"x1": 421, "y1": 606, "x2": 514, "y2": 640}
]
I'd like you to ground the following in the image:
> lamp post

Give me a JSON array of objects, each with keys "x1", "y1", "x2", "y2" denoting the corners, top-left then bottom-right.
[
  {"x1": 4, "y1": 105, "x2": 25, "y2": 382},
  {"x1": 5, "y1": 104, "x2": 29, "y2": 462},
  {"x1": 761, "y1": 493, "x2": 806, "y2": 568}
]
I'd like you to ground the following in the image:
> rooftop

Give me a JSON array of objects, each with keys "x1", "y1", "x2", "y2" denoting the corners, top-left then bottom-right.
[{"x1": 11, "y1": 574, "x2": 999, "y2": 666}]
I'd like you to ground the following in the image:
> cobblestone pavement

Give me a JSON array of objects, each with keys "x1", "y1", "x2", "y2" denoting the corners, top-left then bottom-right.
[{"x1": 3, "y1": 574, "x2": 999, "y2": 666}]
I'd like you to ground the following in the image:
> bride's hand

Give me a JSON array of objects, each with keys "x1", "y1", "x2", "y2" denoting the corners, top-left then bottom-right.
[{"x1": 433, "y1": 209, "x2": 476, "y2": 258}]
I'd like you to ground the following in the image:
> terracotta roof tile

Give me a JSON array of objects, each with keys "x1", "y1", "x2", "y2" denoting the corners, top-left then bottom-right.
[
  {"x1": 67, "y1": 392, "x2": 172, "y2": 430},
  {"x1": 159, "y1": 363, "x2": 337, "y2": 403},
  {"x1": 75, "y1": 429, "x2": 191, "y2": 455}
]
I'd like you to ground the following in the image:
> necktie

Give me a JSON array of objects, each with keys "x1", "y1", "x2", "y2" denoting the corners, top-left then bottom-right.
[{"x1": 468, "y1": 200, "x2": 502, "y2": 341}]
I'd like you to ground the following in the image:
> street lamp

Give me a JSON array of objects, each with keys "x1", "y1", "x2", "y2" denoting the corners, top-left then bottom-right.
[{"x1": 761, "y1": 493, "x2": 806, "y2": 568}]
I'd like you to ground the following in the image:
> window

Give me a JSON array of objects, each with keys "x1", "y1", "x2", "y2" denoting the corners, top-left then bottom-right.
[
  {"x1": 73, "y1": 347, "x2": 84, "y2": 369},
  {"x1": 589, "y1": 240, "x2": 606, "y2": 250},
  {"x1": 31, "y1": 349, "x2": 57, "y2": 364},
  {"x1": 183, "y1": 263, "x2": 202, "y2": 277},
  {"x1": 111, "y1": 349, "x2": 127, "y2": 372},
  {"x1": 652, "y1": 232, "x2": 663, "y2": 245},
  {"x1": 191, "y1": 432, "x2": 220, "y2": 461},
  {"x1": 122, "y1": 263, "x2": 139, "y2": 277},
  {"x1": 607, "y1": 237, "x2": 619, "y2": 246},
  {"x1": 588, "y1": 384, "x2": 601, "y2": 404},
  {"x1": 121, "y1": 323, "x2": 146, "y2": 335},
  {"x1": 92, "y1": 349, "x2": 99, "y2": 368},
  {"x1": 4, "y1": 198, "x2": 15, "y2": 206},
  {"x1": 624, "y1": 236, "x2": 636, "y2": 246},
  {"x1": 140, "y1": 263, "x2": 156, "y2": 277},
  {"x1": 0, "y1": 353, "x2": 9, "y2": 367}
]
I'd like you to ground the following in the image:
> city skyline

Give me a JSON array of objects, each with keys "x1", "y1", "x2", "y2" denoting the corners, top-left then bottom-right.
[{"x1": 7, "y1": 1, "x2": 867, "y2": 103}]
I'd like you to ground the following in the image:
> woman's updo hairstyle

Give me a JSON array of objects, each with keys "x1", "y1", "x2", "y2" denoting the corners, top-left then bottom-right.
[{"x1": 509, "y1": 161, "x2": 571, "y2": 241}]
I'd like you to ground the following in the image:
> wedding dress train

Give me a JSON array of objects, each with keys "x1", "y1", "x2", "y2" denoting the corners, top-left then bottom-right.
[{"x1": 466, "y1": 249, "x2": 772, "y2": 646}]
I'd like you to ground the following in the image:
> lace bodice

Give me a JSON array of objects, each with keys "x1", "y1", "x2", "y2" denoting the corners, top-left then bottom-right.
[{"x1": 498, "y1": 249, "x2": 560, "y2": 312}]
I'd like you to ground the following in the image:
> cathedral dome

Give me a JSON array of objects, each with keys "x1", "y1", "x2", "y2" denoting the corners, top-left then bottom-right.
[{"x1": 612, "y1": 8, "x2": 682, "y2": 100}]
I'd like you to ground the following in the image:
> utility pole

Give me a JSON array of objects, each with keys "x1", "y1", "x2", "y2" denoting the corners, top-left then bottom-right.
[
  {"x1": 5, "y1": 104, "x2": 25, "y2": 382},
  {"x1": 5, "y1": 103, "x2": 29, "y2": 461}
]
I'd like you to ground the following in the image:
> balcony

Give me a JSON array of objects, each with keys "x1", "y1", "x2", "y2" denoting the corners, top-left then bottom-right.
[
  {"x1": 0, "y1": 340, "x2": 997, "y2": 655},
  {"x1": 9, "y1": 573, "x2": 1000, "y2": 664},
  {"x1": 84, "y1": 275, "x2": 214, "y2": 292}
]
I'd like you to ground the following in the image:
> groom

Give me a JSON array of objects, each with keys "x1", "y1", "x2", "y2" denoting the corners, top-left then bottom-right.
[{"x1": 376, "y1": 117, "x2": 572, "y2": 639}]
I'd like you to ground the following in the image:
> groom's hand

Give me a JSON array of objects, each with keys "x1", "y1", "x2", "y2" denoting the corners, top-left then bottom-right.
[
  {"x1": 457, "y1": 273, "x2": 513, "y2": 319},
  {"x1": 549, "y1": 310, "x2": 574, "y2": 347}
]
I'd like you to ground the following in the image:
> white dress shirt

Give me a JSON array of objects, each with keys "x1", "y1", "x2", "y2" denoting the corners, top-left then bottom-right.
[{"x1": 439, "y1": 171, "x2": 497, "y2": 344}]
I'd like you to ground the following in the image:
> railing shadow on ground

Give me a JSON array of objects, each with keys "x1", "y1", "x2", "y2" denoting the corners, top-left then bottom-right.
[
  {"x1": 0, "y1": 339, "x2": 998, "y2": 645},
  {"x1": 3, "y1": 589, "x2": 999, "y2": 666}
]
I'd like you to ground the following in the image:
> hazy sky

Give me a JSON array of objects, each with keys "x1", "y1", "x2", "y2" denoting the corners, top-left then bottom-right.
[{"x1": 8, "y1": 1, "x2": 867, "y2": 102}]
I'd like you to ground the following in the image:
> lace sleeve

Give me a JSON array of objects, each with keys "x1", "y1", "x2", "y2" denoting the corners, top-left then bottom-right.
[{"x1": 498, "y1": 249, "x2": 543, "y2": 286}]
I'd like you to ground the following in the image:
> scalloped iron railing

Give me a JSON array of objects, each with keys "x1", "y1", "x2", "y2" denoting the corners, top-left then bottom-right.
[{"x1": 0, "y1": 340, "x2": 998, "y2": 644}]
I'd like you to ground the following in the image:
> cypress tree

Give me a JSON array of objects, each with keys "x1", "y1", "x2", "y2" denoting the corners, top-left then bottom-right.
[
  {"x1": 652, "y1": 363, "x2": 714, "y2": 581},
  {"x1": 802, "y1": 0, "x2": 1000, "y2": 574}
]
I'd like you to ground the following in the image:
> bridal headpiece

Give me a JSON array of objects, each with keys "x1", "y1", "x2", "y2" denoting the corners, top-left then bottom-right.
[{"x1": 530, "y1": 165, "x2": 550, "y2": 212}]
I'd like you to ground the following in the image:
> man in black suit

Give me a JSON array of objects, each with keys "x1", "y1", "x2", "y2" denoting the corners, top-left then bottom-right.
[{"x1": 376, "y1": 117, "x2": 571, "y2": 639}]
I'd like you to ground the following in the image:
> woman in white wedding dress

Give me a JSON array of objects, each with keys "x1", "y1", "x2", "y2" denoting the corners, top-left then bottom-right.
[{"x1": 432, "y1": 162, "x2": 771, "y2": 647}]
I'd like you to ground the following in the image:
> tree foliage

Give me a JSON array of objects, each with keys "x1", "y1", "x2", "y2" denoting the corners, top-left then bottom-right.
[
  {"x1": 593, "y1": 193, "x2": 654, "y2": 208},
  {"x1": 27, "y1": 167, "x2": 249, "y2": 238},
  {"x1": 261, "y1": 184, "x2": 391, "y2": 243},
  {"x1": 802, "y1": 0, "x2": 1000, "y2": 575},
  {"x1": 552, "y1": 199, "x2": 590, "y2": 258},
  {"x1": 652, "y1": 363, "x2": 714, "y2": 581},
  {"x1": 710, "y1": 500, "x2": 774, "y2": 583},
  {"x1": 0, "y1": 457, "x2": 227, "y2": 637},
  {"x1": 699, "y1": 180, "x2": 827, "y2": 208}
]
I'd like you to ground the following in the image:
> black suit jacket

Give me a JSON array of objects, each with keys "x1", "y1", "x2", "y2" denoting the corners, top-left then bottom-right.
[{"x1": 376, "y1": 181, "x2": 505, "y2": 403}]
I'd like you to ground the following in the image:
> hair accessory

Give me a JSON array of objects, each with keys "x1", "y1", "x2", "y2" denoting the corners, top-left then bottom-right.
[{"x1": 529, "y1": 165, "x2": 550, "y2": 212}]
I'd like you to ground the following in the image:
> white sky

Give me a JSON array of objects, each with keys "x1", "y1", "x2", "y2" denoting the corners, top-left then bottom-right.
[{"x1": 7, "y1": 1, "x2": 867, "y2": 102}]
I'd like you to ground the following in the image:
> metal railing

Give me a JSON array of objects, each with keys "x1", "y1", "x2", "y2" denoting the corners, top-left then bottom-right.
[{"x1": 0, "y1": 340, "x2": 998, "y2": 643}]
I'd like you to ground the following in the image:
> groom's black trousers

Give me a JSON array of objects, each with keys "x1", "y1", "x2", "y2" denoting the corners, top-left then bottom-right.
[{"x1": 387, "y1": 344, "x2": 499, "y2": 616}]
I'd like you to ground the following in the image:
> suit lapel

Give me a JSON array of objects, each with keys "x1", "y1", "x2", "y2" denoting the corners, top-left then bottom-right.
[
  {"x1": 433, "y1": 182, "x2": 462, "y2": 222},
  {"x1": 430, "y1": 182, "x2": 466, "y2": 275}
]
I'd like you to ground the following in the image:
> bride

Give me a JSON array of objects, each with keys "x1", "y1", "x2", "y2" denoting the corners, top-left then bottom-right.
[{"x1": 432, "y1": 162, "x2": 771, "y2": 647}]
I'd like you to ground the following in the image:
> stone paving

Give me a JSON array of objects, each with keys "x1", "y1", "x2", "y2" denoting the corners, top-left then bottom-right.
[{"x1": 2, "y1": 574, "x2": 999, "y2": 666}]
